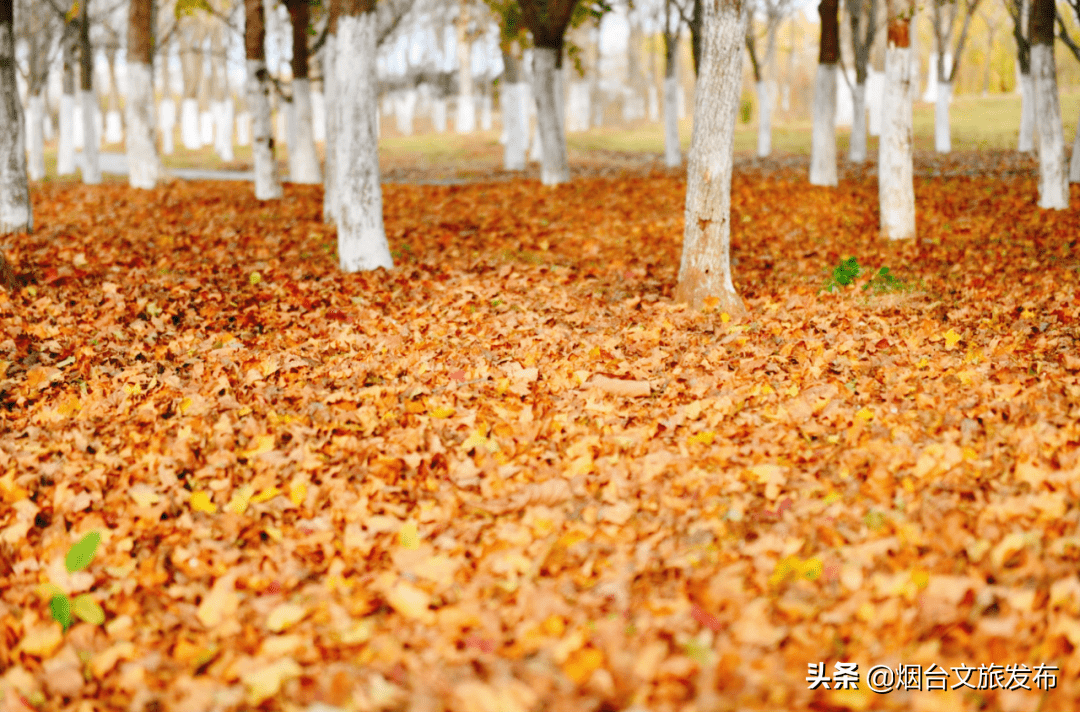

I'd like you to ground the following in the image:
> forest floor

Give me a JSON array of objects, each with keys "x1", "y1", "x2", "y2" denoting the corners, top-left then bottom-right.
[{"x1": 2, "y1": 153, "x2": 1080, "y2": 712}]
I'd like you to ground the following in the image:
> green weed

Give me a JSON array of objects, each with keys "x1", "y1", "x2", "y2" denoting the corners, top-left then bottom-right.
[{"x1": 45, "y1": 531, "x2": 106, "y2": 631}]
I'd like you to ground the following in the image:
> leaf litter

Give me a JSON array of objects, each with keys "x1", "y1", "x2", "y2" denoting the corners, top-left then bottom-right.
[{"x1": 0, "y1": 157, "x2": 1078, "y2": 712}]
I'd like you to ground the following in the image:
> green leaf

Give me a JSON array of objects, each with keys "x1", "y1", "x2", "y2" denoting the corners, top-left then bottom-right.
[
  {"x1": 50, "y1": 594, "x2": 72, "y2": 631},
  {"x1": 72, "y1": 594, "x2": 106, "y2": 626},
  {"x1": 65, "y1": 531, "x2": 101, "y2": 572}
]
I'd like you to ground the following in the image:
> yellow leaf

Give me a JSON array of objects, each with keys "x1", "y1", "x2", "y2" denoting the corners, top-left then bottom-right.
[
  {"x1": 429, "y1": 405, "x2": 455, "y2": 418},
  {"x1": 196, "y1": 574, "x2": 238, "y2": 628},
  {"x1": 249, "y1": 271, "x2": 262, "y2": 285},
  {"x1": 386, "y1": 581, "x2": 434, "y2": 623},
  {"x1": 189, "y1": 491, "x2": 217, "y2": 514},
  {"x1": 179, "y1": 397, "x2": 193, "y2": 415},
  {"x1": 266, "y1": 603, "x2": 307, "y2": 632},
  {"x1": 227, "y1": 485, "x2": 253, "y2": 515},
  {"x1": 289, "y1": 481, "x2": 307, "y2": 506},
  {"x1": 57, "y1": 394, "x2": 81, "y2": 418},
  {"x1": 18, "y1": 623, "x2": 64, "y2": 657},
  {"x1": 242, "y1": 658, "x2": 301, "y2": 706},
  {"x1": 943, "y1": 329, "x2": 962, "y2": 348},
  {"x1": 399, "y1": 521, "x2": 420, "y2": 550},
  {"x1": 916, "y1": 357, "x2": 929, "y2": 369},
  {"x1": 688, "y1": 431, "x2": 716, "y2": 446},
  {"x1": 855, "y1": 407, "x2": 874, "y2": 422},
  {"x1": 720, "y1": 312, "x2": 731, "y2": 323},
  {"x1": 251, "y1": 486, "x2": 281, "y2": 504},
  {"x1": 242, "y1": 434, "x2": 275, "y2": 459},
  {"x1": 562, "y1": 647, "x2": 604, "y2": 685}
]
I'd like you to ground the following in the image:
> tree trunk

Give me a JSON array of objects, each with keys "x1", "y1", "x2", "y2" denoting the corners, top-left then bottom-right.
[
  {"x1": 532, "y1": 47, "x2": 570, "y2": 185},
  {"x1": 245, "y1": 0, "x2": 283, "y2": 200},
  {"x1": 755, "y1": 81, "x2": 771, "y2": 157},
  {"x1": 809, "y1": 65, "x2": 837, "y2": 184},
  {"x1": 663, "y1": 32, "x2": 681, "y2": 168},
  {"x1": 502, "y1": 51, "x2": 527, "y2": 170},
  {"x1": 675, "y1": 0, "x2": 745, "y2": 313},
  {"x1": 126, "y1": 0, "x2": 161, "y2": 189},
  {"x1": 80, "y1": 0, "x2": 101, "y2": 184},
  {"x1": 848, "y1": 80, "x2": 867, "y2": 161},
  {"x1": 323, "y1": 32, "x2": 338, "y2": 221},
  {"x1": 934, "y1": 79, "x2": 951, "y2": 152},
  {"x1": 1018, "y1": 70, "x2": 1034, "y2": 152},
  {"x1": 1031, "y1": 45, "x2": 1066, "y2": 208},
  {"x1": 287, "y1": 0, "x2": 320, "y2": 183},
  {"x1": 0, "y1": 0, "x2": 31, "y2": 233},
  {"x1": 879, "y1": 17, "x2": 915, "y2": 240},
  {"x1": 456, "y1": 10, "x2": 475, "y2": 133},
  {"x1": 810, "y1": 0, "x2": 839, "y2": 186},
  {"x1": 1029, "y1": 0, "x2": 1066, "y2": 207},
  {"x1": 27, "y1": 92, "x2": 45, "y2": 180},
  {"x1": 59, "y1": 26, "x2": 77, "y2": 175},
  {"x1": 1069, "y1": 116, "x2": 1080, "y2": 182},
  {"x1": 336, "y1": 2, "x2": 393, "y2": 271}
]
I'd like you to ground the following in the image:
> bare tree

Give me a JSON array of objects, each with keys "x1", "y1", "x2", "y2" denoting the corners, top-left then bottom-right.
[
  {"x1": 1004, "y1": 0, "x2": 1033, "y2": 150},
  {"x1": 0, "y1": 0, "x2": 30, "y2": 243},
  {"x1": 929, "y1": 0, "x2": 982, "y2": 152},
  {"x1": 744, "y1": 0, "x2": 790, "y2": 157},
  {"x1": 1029, "y1": 0, "x2": 1066, "y2": 206},
  {"x1": 809, "y1": 0, "x2": 839, "y2": 186},
  {"x1": 127, "y1": 0, "x2": 162, "y2": 188},
  {"x1": 845, "y1": 0, "x2": 876, "y2": 161},
  {"x1": 245, "y1": 0, "x2": 283, "y2": 199},
  {"x1": 879, "y1": 0, "x2": 914, "y2": 239}
]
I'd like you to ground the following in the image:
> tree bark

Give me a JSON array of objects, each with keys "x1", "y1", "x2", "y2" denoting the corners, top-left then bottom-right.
[
  {"x1": 0, "y1": 0, "x2": 31, "y2": 233},
  {"x1": 810, "y1": 0, "x2": 839, "y2": 186},
  {"x1": 246, "y1": 0, "x2": 283, "y2": 200},
  {"x1": 502, "y1": 50, "x2": 527, "y2": 170},
  {"x1": 1018, "y1": 70, "x2": 1034, "y2": 151},
  {"x1": 323, "y1": 31, "x2": 338, "y2": 221},
  {"x1": 180, "y1": 23, "x2": 206, "y2": 150},
  {"x1": 59, "y1": 21, "x2": 78, "y2": 175},
  {"x1": 755, "y1": 81, "x2": 771, "y2": 157},
  {"x1": 336, "y1": 0, "x2": 393, "y2": 271},
  {"x1": 287, "y1": 0, "x2": 321, "y2": 183},
  {"x1": 1029, "y1": 0, "x2": 1066, "y2": 208},
  {"x1": 80, "y1": 0, "x2": 101, "y2": 184},
  {"x1": 663, "y1": 29, "x2": 681, "y2": 167},
  {"x1": 456, "y1": 4, "x2": 475, "y2": 133},
  {"x1": 126, "y1": 0, "x2": 161, "y2": 189},
  {"x1": 675, "y1": 0, "x2": 746, "y2": 313},
  {"x1": 849, "y1": 80, "x2": 867, "y2": 161},
  {"x1": 934, "y1": 79, "x2": 951, "y2": 152},
  {"x1": 532, "y1": 47, "x2": 570, "y2": 185},
  {"x1": 879, "y1": 14, "x2": 915, "y2": 240},
  {"x1": 27, "y1": 92, "x2": 45, "y2": 181}
]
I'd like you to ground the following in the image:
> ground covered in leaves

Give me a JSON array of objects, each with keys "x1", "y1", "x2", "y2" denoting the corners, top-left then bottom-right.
[{"x1": 2, "y1": 155, "x2": 1080, "y2": 712}]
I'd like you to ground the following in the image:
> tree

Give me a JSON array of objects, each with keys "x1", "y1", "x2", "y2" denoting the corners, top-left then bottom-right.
[
  {"x1": 0, "y1": 0, "x2": 30, "y2": 239},
  {"x1": 930, "y1": 0, "x2": 981, "y2": 153},
  {"x1": 662, "y1": 0, "x2": 682, "y2": 166},
  {"x1": 18, "y1": 0, "x2": 56, "y2": 181},
  {"x1": 879, "y1": 0, "x2": 914, "y2": 239},
  {"x1": 245, "y1": 0, "x2": 283, "y2": 199},
  {"x1": 336, "y1": 0, "x2": 394, "y2": 270},
  {"x1": 1005, "y1": 0, "x2": 1033, "y2": 151},
  {"x1": 80, "y1": 0, "x2": 102, "y2": 184},
  {"x1": 127, "y1": 0, "x2": 163, "y2": 189},
  {"x1": 675, "y1": 0, "x2": 746, "y2": 313},
  {"x1": 1050, "y1": 0, "x2": 1080, "y2": 181},
  {"x1": 515, "y1": 0, "x2": 583, "y2": 185},
  {"x1": 809, "y1": 0, "x2": 839, "y2": 186},
  {"x1": 1028, "y1": 0, "x2": 1066, "y2": 207},
  {"x1": 845, "y1": 0, "x2": 876, "y2": 162},
  {"x1": 323, "y1": 0, "x2": 339, "y2": 221},
  {"x1": 744, "y1": 0, "x2": 789, "y2": 158},
  {"x1": 485, "y1": 0, "x2": 529, "y2": 169},
  {"x1": 58, "y1": 10, "x2": 79, "y2": 175},
  {"x1": 286, "y1": 0, "x2": 322, "y2": 183}
]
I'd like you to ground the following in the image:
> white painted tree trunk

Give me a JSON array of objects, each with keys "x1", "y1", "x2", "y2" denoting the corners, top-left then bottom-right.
[
  {"x1": 1070, "y1": 117, "x2": 1080, "y2": 182},
  {"x1": 80, "y1": 90, "x2": 101, "y2": 184},
  {"x1": 199, "y1": 109, "x2": 214, "y2": 145},
  {"x1": 1031, "y1": 44, "x2": 1067, "y2": 210},
  {"x1": 867, "y1": 69, "x2": 883, "y2": 136},
  {"x1": 503, "y1": 82, "x2": 527, "y2": 171},
  {"x1": 159, "y1": 98, "x2": 176, "y2": 154},
  {"x1": 664, "y1": 76, "x2": 681, "y2": 167},
  {"x1": 289, "y1": 78, "x2": 321, "y2": 184},
  {"x1": 247, "y1": 59, "x2": 282, "y2": 200},
  {"x1": 879, "y1": 44, "x2": 915, "y2": 240},
  {"x1": 456, "y1": 93, "x2": 475, "y2": 133},
  {"x1": 125, "y1": 60, "x2": 161, "y2": 189},
  {"x1": 1018, "y1": 71, "x2": 1034, "y2": 152},
  {"x1": 215, "y1": 99, "x2": 234, "y2": 161},
  {"x1": 27, "y1": 92, "x2": 44, "y2": 180},
  {"x1": 809, "y1": 64, "x2": 837, "y2": 186},
  {"x1": 849, "y1": 80, "x2": 867, "y2": 162},
  {"x1": 432, "y1": 97, "x2": 446, "y2": 132},
  {"x1": 647, "y1": 84, "x2": 659, "y2": 122},
  {"x1": 0, "y1": 18, "x2": 31, "y2": 232},
  {"x1": 532, "y1": 48, "x2": 569, "y2": 186},
  {"x1": 755, "y1": 80, "x2": 771, "y2": 158},
  {"x1": 73, "y1": 102, "x2": 84, "y2": 148},
  {"x1": 105, "y1": 110, "x2": 122, "y2": 143},
  {"x1": 934, "y1": 79, "x2": 951, "y2": 153},
  {"x1": 675, "y1": 0, "x2": 745, "y2": 312},
  {"x1": 312, "y1": 91, "x2": 325, "y2": 142},
  {"x1": 322, "y1": 35, "x2": 338, "y2": 223},
  {"x1": 395, "y1": 89, "x2": 417, "y2": 135},
  {"x1": 236, "y1": 111, "x2": 251, "y2": 146},
  {"x1": 58, "y1": 92, "x2": 76, "y2": 174},
  {"x1": 480, "y1": 93, "x2": 493, "y2": 130},
  {"x1": 181, "y1": 97, "x2": 200, "y2": 148},
  {"x1": 335, "y1": 12, "x2": 393, "y2": 272}
]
